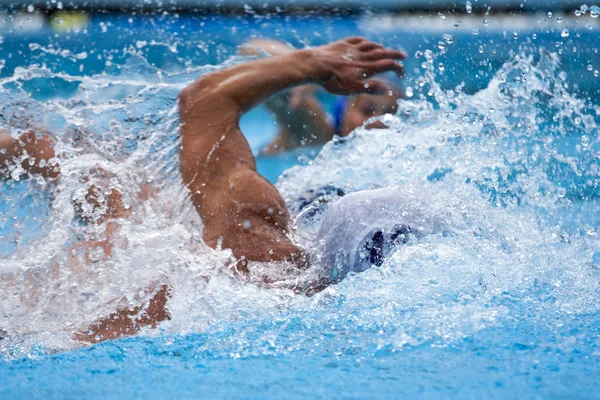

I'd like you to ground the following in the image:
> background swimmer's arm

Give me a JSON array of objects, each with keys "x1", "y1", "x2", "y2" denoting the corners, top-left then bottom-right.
[
  {"x1": 178, "y1": 37, "x2": 406, "y2": 267},
  {"x1": 240, "y1": 39, "x2": 332, "y2": 153},
  {"x1": 0, "y1": 130, "x2": 60, "y2": 180}
]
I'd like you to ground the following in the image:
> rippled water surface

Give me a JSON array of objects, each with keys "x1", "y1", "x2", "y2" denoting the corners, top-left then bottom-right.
[{"x1": 1, "y1": 12, "x2": 600, "y2": 399}]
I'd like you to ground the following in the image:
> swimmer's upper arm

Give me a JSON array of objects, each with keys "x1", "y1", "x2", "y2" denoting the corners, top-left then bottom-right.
[
  {"x1": 178, "y1": 75, "x2": 257, "y2": 194},
  {"x1": 178, "y1": 71, "x2": 305, "y2": 266},
  {"x1": 177, "y1": 50, "x2": 318, "y2": 183}
]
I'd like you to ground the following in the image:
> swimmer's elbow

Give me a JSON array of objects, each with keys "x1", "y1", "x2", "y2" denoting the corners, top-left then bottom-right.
[
  {"x1": 178, "y1": 76, "x2": 214, "y2": 113},
  {"x1": 178, "y1": 74, "x2": 236, "y2": 120}
]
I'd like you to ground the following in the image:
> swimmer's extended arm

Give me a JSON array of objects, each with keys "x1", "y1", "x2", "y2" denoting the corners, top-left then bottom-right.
[
  {"x1": 76, "y1": 285, "x2": 171, "y2": 343},
  {"x1": 240, "y1": 39, "x2": 332, "y2": 154},
  {"x1": 0, "y1": 130, "x2": 60, "y2": 180},
  {"x1": 178, "y1": 37, "x2": 405, "y2": 270}
]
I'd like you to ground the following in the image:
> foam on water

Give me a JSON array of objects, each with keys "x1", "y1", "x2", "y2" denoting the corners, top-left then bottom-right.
[{"x1": 0, "y1": 39, "x2": 599, "y2": 363}]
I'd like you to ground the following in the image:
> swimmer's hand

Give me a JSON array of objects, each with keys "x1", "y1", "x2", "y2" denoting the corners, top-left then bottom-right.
[{"x1": 312, "y1": 37, "x2": 406, "y2": 95}]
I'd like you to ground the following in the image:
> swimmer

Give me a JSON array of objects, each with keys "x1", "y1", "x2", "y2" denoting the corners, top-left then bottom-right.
[
  {"x1": 0, "y1": 129, "x2": 168, "y2": 342},
  {"x1": 239, "y1": 39, "x2": 404, "y2": 154},
  {"x1": 1, "y1": 37, "x2": 407, "y2": 343},
  {"x1": 177, "y1": 36, "x2": 406, "y2": 275}
]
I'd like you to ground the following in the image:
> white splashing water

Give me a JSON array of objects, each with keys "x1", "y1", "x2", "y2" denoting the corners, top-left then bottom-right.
[{"x1": 1, "y1": 48, "x2": 599, "y2": 360}]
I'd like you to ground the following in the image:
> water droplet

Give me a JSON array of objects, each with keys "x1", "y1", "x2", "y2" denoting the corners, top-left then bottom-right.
[
  {"x1": 415, "y1": 50, "x2": 423, "y2": 58},
  {"x1": 442, "y1": 33, "x2": 454, "y2": 44},
  {"x1": 581, "y1": 4, "x2": 590, "y2": 14},
  {"x1": 364, "y1": 83, "x2": 370, "y2": 89},
  {"x1": 483, "y1": 16, "x2": 489, "y2": 26},
  {"x1": 438, "y1": 12, "x2": 446, "y2": 19},
  {"x1": 438, "y1": 62, "x2": 445, "y2": 72},
  {"x1": 466, "y1": 1, "x2": 472, "y2": 13},
  {"x1": 437, "y1": 41, "x2": 446, "y2": 51},
  {"x1": 557, "y1": 16, "x2": 563, "y2": 23},
  {"x1": 591, "y1": 5, "x2": 600, "y2": 18},
  {"x1": 548, "y1": 11, "x2": 553, "y2": 18},
  {"x1": 595, "y1": 70, "x2": 599, "y2": 77},
  {"x1": 405, "y1": 87, "x2": 414, "y2": 98},
  {"x1": 561, "y1": 29, "x2": 569, "y2": 38},
  {"x1": 532, "y1": 33, "x2": 537, "y2": 39},
  {"x1": 582, "y1": 135, "x2": 590, "y2": 146},
  {"x1": 513, "y1": 31, "x2": 518, "y2": 39},
  {"x1": 27, "y1": 4, "x2": 34, "y2": 12},
  {"x1": 575, "y1": 10, "x2": 582, "y2": 17},
  {"x1": 478, "y1": 45, "x2": 484, "y2": 53},
  {"x1": 472, "y1": 28, "x2": 479, "y2": 35}
]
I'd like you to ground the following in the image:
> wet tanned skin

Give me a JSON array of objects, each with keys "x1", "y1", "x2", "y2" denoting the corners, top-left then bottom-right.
[
  {"x1": 178, "y1": 37, "x2": 406, "y2": 272},
  {"x1": 0, "y1": 130, "x2": 59, "y2": 180}
]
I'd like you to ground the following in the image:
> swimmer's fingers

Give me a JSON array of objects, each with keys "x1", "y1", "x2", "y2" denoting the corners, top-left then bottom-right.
[
  {"x1": 345, "y1": 36, "x2": 368, "y2": 45},
  {"x1": 357, "y1": 41, "x2": 384, "y2": 52},
  {"x1": 361, "y1": 49, "x2": 408, "y2": 62},
  {"x1": 358, "y1": 59, "x2": 405, "y2": 78},
  {"x1": 352, "y1": 38, "x2": 406, "y2": 60}
]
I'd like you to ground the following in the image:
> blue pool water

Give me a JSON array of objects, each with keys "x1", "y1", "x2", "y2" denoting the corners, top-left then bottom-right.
[{"x1": 1, "y1": 11, "x2": 600, "y2": 399}]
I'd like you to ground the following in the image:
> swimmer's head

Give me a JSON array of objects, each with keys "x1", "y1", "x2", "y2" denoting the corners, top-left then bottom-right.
[{"x1": 339, "y1": 81, "x2": 404, "y2": 137}]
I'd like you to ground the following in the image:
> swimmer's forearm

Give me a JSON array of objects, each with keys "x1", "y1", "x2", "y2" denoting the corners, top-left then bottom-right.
[
  {"x1": 76, "y1": 285, "x2": 171, "y2": 344},
  {"x1": 180, "y1": 49, "x2": 323, "y2": 118},
  {"x1": 239, "y1": 39, "x2": 332, "y2": 144}
]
